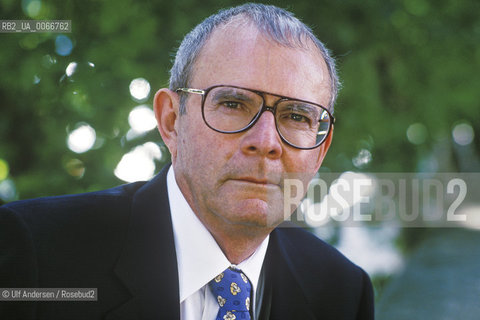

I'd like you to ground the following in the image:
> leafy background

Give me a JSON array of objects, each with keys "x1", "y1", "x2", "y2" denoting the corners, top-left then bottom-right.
[{"x1": 1, "y1": 0, "x2": 479, "y2": 316}]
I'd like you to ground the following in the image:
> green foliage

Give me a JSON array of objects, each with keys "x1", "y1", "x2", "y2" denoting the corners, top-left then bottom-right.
[{"x1": 1, "y1": 0, "x2": 479, "y2": 201}]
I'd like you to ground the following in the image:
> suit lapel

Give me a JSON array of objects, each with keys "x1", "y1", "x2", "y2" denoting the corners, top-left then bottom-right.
[
  {"x1": 260, "y1": 227, "x2": 316, "y2": 320},
  {"x1": 106, "y1": 165, "x2": 180, "y2": 320},
  {"x1": 104, "y1": 166, "x2": 319, "y2": 320}
]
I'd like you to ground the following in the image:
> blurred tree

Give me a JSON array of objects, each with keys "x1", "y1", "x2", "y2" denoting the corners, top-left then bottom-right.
[{"x1": 0, "y1": 0, "x2": 478, "y2": 203}]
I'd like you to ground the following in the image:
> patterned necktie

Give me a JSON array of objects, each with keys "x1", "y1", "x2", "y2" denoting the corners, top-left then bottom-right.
[{"x1": 209, "y1": 267, "x2": 252, "y2": 320}]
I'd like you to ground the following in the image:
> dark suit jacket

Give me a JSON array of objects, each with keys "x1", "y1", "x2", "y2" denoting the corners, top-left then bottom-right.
[{"x1": 0, "y1": 165, "x2": 374, "y2": 320}]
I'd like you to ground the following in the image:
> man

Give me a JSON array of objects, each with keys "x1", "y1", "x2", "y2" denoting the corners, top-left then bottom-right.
[{"x1": 0, "y1": 3, "x2": 374, "y2": 320}]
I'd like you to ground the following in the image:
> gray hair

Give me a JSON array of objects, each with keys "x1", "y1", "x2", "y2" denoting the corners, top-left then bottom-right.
[{"x1": 169, "y1": 3, "x2": 340, "y2": 113}]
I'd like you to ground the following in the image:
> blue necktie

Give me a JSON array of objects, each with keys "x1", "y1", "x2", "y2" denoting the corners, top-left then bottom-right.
[{"x1": 209, "y1": 267, "x2": 252, "y2": 320}]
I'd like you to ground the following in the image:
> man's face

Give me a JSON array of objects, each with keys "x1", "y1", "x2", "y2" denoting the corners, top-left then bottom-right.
[{"x1": 170, "y1": 23, "x2": 332, "y2": 234}]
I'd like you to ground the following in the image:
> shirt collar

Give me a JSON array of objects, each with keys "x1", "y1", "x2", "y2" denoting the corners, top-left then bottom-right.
[{"x1": 167, "y1": 167, "x2": 269, "y2": 302}]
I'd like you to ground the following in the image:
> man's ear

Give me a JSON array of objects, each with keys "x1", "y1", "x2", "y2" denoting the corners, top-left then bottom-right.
[
  {"x1": 154, "y1": 88, "x2": 179, "y2": 161},
  {"x1": 314, "y1": 126, "x2": 333, "y2": 172}
]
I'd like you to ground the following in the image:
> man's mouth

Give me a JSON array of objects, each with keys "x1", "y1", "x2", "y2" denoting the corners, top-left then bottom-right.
[{"x1": 233, "y1": 177, "x2": 280, "y2": 187}]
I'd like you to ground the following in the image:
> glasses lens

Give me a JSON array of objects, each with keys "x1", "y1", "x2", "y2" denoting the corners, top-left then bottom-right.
[
  {"x1": 203, "y1": 86, "x2": 263, "y2": 132},
  {"x1": 276, "y1": 100, "x2": 331, "y2": 149}
]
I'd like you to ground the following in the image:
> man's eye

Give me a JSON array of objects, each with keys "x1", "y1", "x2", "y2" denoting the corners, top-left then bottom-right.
[
  {"x1": 289, "y1": 113, "x2": 308, "y2": 122},
  {"x1": 221, "y1": 101, "x2": 241, "y2": 109}
]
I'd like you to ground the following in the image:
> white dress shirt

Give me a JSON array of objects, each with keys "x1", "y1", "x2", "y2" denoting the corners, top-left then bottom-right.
[{"x1": 167, "y1": 167, "x2": 269, "y2": 320}]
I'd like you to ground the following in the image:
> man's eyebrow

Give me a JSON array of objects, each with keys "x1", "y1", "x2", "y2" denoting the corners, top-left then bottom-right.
[
  {"x1": 211, "y1": 90, "x2": 254, "y2": 102},
  {"x1": 282, "y1": 102, "x2": 318, "y2": 114}
]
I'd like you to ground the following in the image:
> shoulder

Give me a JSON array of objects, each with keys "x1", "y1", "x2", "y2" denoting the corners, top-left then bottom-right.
[
  {"x1": 0, "y1": 181, "x2": 147, "y2": 260},
  {"x1": 0, "y1": 181, "x2": 149, "y2": 286},
  {"x1": 272, "y1": 223, "x2": 372, "y2": 294},
  {"x1": 273, "y1": 223, "x2": 359, "y2": 272},
  {"x1": 1, "y1": 181, "x2": 146, "y2": 227},
  {"x1": 2, "y1": 181, "x2": 145, "y2": 214},
  {"x1": 270, "y1": 224, "x2": 374, "y2": 317},
  {"x1": 269, "y1": 224, "x2": 374, "y2": 320}
]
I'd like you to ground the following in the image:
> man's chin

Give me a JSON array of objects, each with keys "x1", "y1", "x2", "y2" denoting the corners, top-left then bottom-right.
[{"x1": 221, "y1": 198, "x2": 285, "y2": 229}]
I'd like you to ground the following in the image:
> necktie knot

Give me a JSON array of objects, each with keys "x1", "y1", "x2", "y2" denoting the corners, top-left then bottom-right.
[{"x1": 209, "y1": 267, "x2": 252, "y2": 320}]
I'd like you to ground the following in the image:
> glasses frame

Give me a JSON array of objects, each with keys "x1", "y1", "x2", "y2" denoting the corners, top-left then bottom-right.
[{"x1": 176, "y1": 85, "x2": 335, "y2": 150}]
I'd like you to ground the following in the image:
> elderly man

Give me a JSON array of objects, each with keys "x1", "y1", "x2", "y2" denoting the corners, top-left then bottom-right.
[{"x1": 0, "y1": 3, "x2": 374, "y2": 320}]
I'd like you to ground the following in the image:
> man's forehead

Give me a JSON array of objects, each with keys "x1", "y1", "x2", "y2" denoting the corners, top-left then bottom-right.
[
  {"x1": 204, "y1": 18, "x2": 320, "y2": 57},
  {"x1": 191, "y1": 22, "x2": 331, "y2": 105},
  {"x1": 201, "y1": 21, "x2": 264, "y2": 60}
]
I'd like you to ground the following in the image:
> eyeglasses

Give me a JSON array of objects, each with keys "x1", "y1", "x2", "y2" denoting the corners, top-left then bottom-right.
[{"x1": 175, "y1": 85, "x2": 335, "y2": 150}]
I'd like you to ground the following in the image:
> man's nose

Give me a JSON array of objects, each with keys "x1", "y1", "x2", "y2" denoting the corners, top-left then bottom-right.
[{"x1": 240, "y1": 110, "x2": 282, "y2": 159}]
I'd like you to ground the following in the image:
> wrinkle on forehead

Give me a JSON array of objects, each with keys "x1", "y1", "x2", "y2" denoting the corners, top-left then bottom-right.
[
  {"x1": 193, "y1": 14, "x2": 325, "y2": 79},
  {"x1": 191, "y1": 22, "x2": 331, "y2": 105}
]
